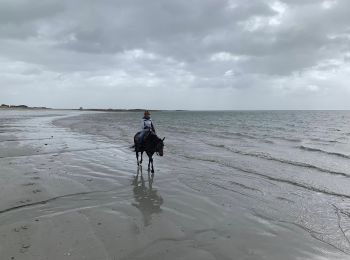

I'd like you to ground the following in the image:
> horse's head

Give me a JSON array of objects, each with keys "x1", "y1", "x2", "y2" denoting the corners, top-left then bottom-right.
[{"x1": 156, "y1": 137, "x2": 165, "y2": 156}]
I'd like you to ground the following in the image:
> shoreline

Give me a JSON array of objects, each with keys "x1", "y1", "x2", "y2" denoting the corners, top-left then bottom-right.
[{"x1": 0, "y1": 107, "x2": 186, "y2": 113}]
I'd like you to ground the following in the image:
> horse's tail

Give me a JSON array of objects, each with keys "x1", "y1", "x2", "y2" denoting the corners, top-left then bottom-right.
[{"x1": 132, "y1": 132, "x2": 141, "y2": 151}]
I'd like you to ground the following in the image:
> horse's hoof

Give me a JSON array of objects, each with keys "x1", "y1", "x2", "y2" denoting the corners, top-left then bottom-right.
[{"x1": 151, "y1": 170, "x2": 154, "y2": 174}]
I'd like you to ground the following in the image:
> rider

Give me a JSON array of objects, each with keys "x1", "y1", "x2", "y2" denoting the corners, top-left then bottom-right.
[{"x1": 139, "y1": 110, "x2": 156, "y2": 144}]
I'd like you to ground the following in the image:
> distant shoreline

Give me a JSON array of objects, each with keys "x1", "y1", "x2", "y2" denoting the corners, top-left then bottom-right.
[
  {"x1": 0, "y1": 105, "x2": 186, "y2": 112},
  {"x1": 1, "y1": 106, "x2": 349, "y2": 112},
  {"x1": 0, "y1": 107, "x2": 51, "y2": 110},
  {"x1": 0, "y1": 108, "x2": 161, "y2": 112}
]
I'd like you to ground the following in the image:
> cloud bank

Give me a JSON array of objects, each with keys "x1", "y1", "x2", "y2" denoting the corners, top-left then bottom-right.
[{"x1": 1, "y1": 0, "x2": 350, "y2": 109}]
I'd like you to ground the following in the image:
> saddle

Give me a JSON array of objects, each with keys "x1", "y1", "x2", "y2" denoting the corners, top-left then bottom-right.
[{"x1": 135, "y1": 130, "x2": 153, "y2": 147}]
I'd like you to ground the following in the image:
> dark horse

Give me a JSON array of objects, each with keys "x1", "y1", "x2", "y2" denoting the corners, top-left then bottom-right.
[{"x1": 134, "y1": 131, "x2": 165, "y2": 173}]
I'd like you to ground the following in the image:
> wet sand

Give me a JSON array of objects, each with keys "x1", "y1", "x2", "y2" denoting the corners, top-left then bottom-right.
[{"x1": 0, "y1": 110, "x2": 349, "y2": 260}]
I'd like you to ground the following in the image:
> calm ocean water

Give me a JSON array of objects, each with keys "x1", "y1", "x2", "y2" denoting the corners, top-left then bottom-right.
[
  {"x1": 55, "y1": 110, "x2": 350, "y2": 254},
  {"x1": 1, "y1": 110, "x2": 350, "y2": 257}
]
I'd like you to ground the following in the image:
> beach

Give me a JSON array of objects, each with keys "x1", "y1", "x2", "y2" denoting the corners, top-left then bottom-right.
[{"x1": 0, "y1": 110, "x2": 350, "y2": 260}]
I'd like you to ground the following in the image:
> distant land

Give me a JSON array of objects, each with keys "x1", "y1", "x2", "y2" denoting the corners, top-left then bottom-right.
[
  {"x1": 0, "y1": 104, "x2": 170, "y2": 112},
  {"x1": 0, "y1": 104, "x2": 50, "y2": 109},
  {"x1": 77, "y1": 108, "x2": 152, "y2": 112}
]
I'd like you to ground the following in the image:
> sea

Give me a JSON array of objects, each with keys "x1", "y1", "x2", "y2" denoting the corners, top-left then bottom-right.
[
  {"x1": 2, "y1": 110, "x2": 350, "y2": 259},
  {"x1": 55, "y1": 110, "x2": 350, "y2": 254}
]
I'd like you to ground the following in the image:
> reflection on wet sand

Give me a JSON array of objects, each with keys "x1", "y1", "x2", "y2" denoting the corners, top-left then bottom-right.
[{"x1": 132, "y1": 167, "x2": 163, "y2": 226}]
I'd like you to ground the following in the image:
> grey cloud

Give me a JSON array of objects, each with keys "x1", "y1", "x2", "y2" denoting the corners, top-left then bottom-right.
[
  {"x1": 279, "y1": 0, "x2": 322, "y2": 6},
  {"x1": 0, "y1": 0, "x2": 64, "y2": 26},
  {"x1": 54, "y1": 1, "x2": 276, "y2": 55},
  {"x1": 1, "y1": 0, "x2": 350, "y2": 109}
]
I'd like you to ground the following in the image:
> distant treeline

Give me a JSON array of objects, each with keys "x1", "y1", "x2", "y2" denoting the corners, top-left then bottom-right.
[{"x1": 79, "y1": 108, "x2": 146, "y2": 112}]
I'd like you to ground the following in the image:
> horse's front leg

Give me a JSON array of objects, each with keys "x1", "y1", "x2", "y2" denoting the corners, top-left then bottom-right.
[
  {"x1": 140, "y1": 151, "x2": 143, "y2": 164},
  {"x1": 146, "y1": 152, "x2": 154, "y2": 174},
  {"x1": 147, "y1": 154, "x2": 154, "y2": 174}
]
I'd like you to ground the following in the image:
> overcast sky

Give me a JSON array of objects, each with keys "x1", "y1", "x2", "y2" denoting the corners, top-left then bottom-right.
[{"x1": 1, "y1": 0, "x2": 350, "y2": 110}]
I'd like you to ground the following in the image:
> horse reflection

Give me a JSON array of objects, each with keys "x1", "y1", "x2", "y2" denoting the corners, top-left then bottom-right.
[{"x1": 132, "y1": 167, "x2": 163, "y2": 226}]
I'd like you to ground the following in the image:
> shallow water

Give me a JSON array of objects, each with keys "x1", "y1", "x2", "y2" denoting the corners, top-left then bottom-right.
[
  {"x1": 1, "y1": 110, "x2": 350, "y2": 259},
  {"x1": 55, "y1": 111, "x2": 350, "y2": 255}
]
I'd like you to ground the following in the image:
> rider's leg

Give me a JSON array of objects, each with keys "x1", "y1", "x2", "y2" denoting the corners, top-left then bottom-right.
[{"x1": 139, "y1": 130, "x2": 145, "y2": 143}]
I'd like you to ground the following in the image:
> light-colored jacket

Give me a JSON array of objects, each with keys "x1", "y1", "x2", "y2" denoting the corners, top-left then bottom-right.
[{"x1": 141, "y1": 117, "x2": 155, "y2": 132}]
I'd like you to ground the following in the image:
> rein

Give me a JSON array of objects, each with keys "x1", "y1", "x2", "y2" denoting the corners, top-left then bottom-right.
[{"x1": 155, "y1": 138, "x2": 162, "y2": 155}]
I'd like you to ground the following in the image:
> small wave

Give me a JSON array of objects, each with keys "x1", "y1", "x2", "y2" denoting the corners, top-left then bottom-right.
[
  {"x1": 208, "y1": 182, "x2": 254, "y2": 198},
  {"x1": 0, "y1": 146, "x2": 123, "y2": 160},
  {"x1": 262, "y1": 139, "x2": 274, "y2": 144},
  {"x1": 0, "y1": 188, "x2": 119, "y2": 215},
  {"x1": 206, "y1": 143, "x2": 225, "y2": 148},
  {"x1": 276, "y1": 196, "x2": 294, "y2": 203},
  {"x1": 298, "y1": 145, "x2": 350, "y2": 159},
  {"x1": 204, "y1": 142, "x2": 350, "y2": 178},
  {"x1": 180, "y1": 153, "x2": 350, "y2": 199},
  {"x1": 271, "y1": 126, "x2": 288, "y2": 131},
  {"x1": 229, "y1": 181, "x2": 262, "y2": 193},
  {"x1": 238, "y1": 150, "x2": 350, "y2": 178},
  {"x1": 309, "y1": 138, "x2": 339, "y2": 143},
  {"x1": 0, "y1": 137, "x2": 53, "y2": 143},
  {"x1": 219, "y1": 131, "x2": 259, "y2": 140},
  {"x1": 270, "y1": 136, "x2": 302, "y2": 143},
  {"x1": 328, "y1": 128, "x2": 342, "y2": 132}
]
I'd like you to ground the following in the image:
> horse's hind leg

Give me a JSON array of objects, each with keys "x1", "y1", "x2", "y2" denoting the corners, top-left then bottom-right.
[
  {"x1": 136, "y1": 151, "x2": 139, "y2": 166},
  {"x1": 140, "y1": 151, "x2": 143, "y2": 164},
  {"x1": 151, "y1": 158, "x2": 154, "y2": 174},
  {"x1": 148, "y1": 156, "x2": 154, "y2": 174}
]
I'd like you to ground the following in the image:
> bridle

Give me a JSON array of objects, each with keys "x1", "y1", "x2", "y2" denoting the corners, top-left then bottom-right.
[{"x1": 155, "y1": 139, "x2": 163, "y2": 155}]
